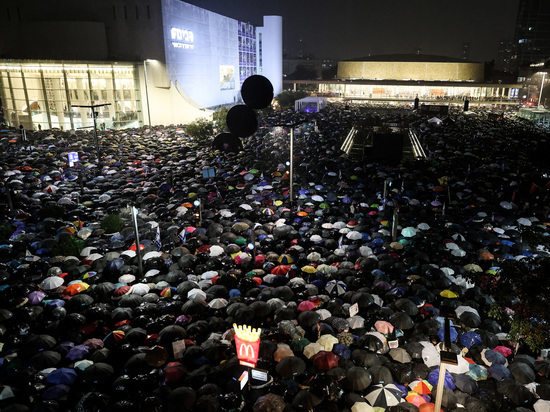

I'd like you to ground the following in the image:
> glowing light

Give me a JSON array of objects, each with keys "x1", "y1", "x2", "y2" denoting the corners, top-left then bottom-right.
[{"x1": 233, "y1": 324, "x2": 261, "y2": 342}]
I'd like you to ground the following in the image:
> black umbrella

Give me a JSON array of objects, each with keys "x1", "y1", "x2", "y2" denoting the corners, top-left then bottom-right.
[
  {"x1": 29, "y1": 350, "x2": 61, "y2": 369},
  {"x1": 509, "y1": 362, "x2": 536, "y2": 384},
  {"x1": 496, "y1": 379, "x2": 535, "y2": 406},
  {"x1": 356, "y1": 334, "x2": 384, "y2": 352},
  {"x1": 81, "y1": 362, "x2": 115, "y2": 384},
  {"x1": 389, "y1": 312, "x2": 414, "y2": 330},
  {"x1": 275, "y1": 356, "x2": 306, "y2": 378},
  {"x1": 343, "y1": 366, "x2": 372, "y2": 392},
  {"x1": 535, "y1": 360, "x2": 550, "y2": 378},
  {"x1": 452, "y1": 373, "x2": 478, "y2": 395},
  {"x1": 368, "y1": 365, "x2": 393, "y2": 385}
]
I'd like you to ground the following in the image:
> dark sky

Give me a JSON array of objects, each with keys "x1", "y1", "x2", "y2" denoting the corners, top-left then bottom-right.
[{"x1": 187, "y1": 0, "x2": 519, "y2": 62}]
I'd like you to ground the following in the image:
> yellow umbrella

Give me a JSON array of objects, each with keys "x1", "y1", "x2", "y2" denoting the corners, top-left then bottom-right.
[
  {"x1": 301, "y1": 265, "x2": 317, "y2": 274},
  {"x1": 440, "y1": 289, "x2": 459, "y2": 299}
]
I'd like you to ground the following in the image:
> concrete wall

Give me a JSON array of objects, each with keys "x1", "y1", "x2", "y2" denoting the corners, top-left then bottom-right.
[{"x1": 337, "y1": 61, "x2": 484, "y2": 82}]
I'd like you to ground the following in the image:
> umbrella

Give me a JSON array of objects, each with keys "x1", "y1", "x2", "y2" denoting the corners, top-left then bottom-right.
[
  {"x1": 409, "y1": 379, "x2": 432, "y2": 395},
  {"x1": 459, "y1": 331, "x2": 482, "y2": 349},
  {"x1": 303, "y1": 342, "x2": 324, "y2": 359},
  {"x1": 427, "y1": 369, "x2": 455, "y2": 390},
  {"x1": 497, "y1": 379, "x2": 535, "y2": 406},
  {"x1": 365, "y1": 383, "x2": 403, "y2": 408},
  {"x1": 344, "y1": 366, "x2": 372, "y2": 392},
  {"x1": 317, "y1": 334, "x2": 339, "y2": 351},
  {"x1": 275, "y1": 356, "x2": 306, "y2": 378},
  {"x1": 312, "y1": 351, "x2": 340, "y2": 370},
  {"x1": 46, "y1": 367, "x2": 78, "y2": 385},
  {"x1": 509, "y1": 361, "x2": 536, "y2": 383},
  {"x1": 390, "y1": 348, "x2": 412, "y2": 364},
  {"x1": 40, "y1": 276, "x2": 64, "y2": 290}
]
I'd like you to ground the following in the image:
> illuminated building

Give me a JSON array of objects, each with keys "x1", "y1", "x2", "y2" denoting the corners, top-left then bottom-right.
[
  {"x1": 286, "y1": 54, "x2": 521, "y2": 105},
  {"x1": 0, "y1": 0, "x2": 282, "y2": 130}
]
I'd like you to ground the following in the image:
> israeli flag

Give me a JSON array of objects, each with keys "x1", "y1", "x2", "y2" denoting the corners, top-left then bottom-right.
[
  {"x1": 154, "y1": 226, "x2": 162, "y2": 250},
  {"x1": 178, "y1": 228, "x2": 187, "y2": 243}
]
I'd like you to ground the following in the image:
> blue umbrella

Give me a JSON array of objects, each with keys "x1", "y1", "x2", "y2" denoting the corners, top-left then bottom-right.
[
  {"x1": 46, "y1": 368, "x2": 78, "y2": 385},
  {"x1": 459, "y1": 331, "x2": 482, "y2": 349},
  {"x1": 489, "y1": 364, "x2": 513, "y2": 381},
  {"x1": 428, "y1": 369, "x2": 456, "y2": 390},
  {"x1": 325, "y1": 280, "x2": 347, "y2": 296},
  {"x1": 42, "y1": 384, "x2": 71, "y2": 400},
  {"x1": 437, "y1": 326, "x2": 458, "y2": 343},
  {"x1": 333, "y1": 343, "x2": 351, "y2": 359}
]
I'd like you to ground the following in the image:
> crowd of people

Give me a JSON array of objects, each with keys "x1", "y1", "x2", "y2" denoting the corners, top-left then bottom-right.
[{"x1": 0, "y1": 102, "x2": 549, "y2": 412}]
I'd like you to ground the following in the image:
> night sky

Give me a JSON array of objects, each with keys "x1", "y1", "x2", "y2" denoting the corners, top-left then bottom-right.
[{"x1": 187, "y1": 0, "x2": 519, "y2": 62}]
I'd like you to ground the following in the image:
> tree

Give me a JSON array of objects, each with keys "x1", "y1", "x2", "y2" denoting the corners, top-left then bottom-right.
[
  {"x1": 274, "y1": 90, "x2": 309, "y2": 110},
  {"x1": 185, "y1": 117, "x2": 213, "y2": 142},
  {"x1": 465, "y1": 256, "x2": 550, "y2": 353},
  {"x1": 212, "y1": 106, "x2": 229, "y2": 133},
  {"x1": 287, "y1": 64, "x2": 318, "y2": 80}
]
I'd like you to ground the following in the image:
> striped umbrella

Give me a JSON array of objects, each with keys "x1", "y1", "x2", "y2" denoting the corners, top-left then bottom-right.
[
  {"x1": 365, "y1": 384, "x2": 403, "y2": 408},
  {"x1": 325, "y1": 280, "x2": 347, "y2": 296}
]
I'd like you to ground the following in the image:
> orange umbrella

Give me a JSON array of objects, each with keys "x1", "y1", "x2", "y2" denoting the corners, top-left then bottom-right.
[
  {"x1": 480, "y1": 251, "x2": 494, "y2": 260},
  {"x1": 409, "y1": 379, "x2": 433, "y2": 395},
  {"x1": 406, "y1": 392, "x2": 428, "y2": 406},
  {"x1": 64, "y1": 282, "x2": 89, "y2": 295}
]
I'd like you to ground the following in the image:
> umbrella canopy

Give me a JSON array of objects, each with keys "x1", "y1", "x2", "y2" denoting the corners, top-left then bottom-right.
[{"x1": 365, "y1": 384, "x2": 404, "y2": 408}]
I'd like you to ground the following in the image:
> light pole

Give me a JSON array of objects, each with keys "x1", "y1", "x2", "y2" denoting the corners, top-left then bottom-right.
[
  {"x1": 143, "y1": 59, "x2": 153, "y2": 127},
  {"x1": 538, "y1": 71, "x2": 547, "y2": 108},
  {"x1": 71, "y1": 103, "x2": 111, "y2": 162}
]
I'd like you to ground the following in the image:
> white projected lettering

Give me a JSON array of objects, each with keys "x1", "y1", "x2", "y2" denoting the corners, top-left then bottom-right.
[{"x1": 171, "y1": 27, "x2": 194, "y2": 42}]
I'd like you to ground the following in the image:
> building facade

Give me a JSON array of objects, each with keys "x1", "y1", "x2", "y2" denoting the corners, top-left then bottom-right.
[
  {"x1": 0, "y1": 0, "x2": 282, "y2": 130},
  {"x1": 514, "y1": 0, "x2": 550, "y2": 69}
]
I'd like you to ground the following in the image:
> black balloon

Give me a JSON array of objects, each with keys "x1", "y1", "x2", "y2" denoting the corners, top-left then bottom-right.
[
  {"x1": 241, "y1": 75, "x2": 274, "y2": 109},
  {"x1": 226, "y1": 105, "x2": 257, "y2": 137},
  {"x1": 212, "y1": 132, "x2": 243, "y2": 153}
]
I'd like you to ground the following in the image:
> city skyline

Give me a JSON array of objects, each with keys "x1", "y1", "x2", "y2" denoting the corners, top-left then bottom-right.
[{"x1": 189, "y1": 0, "x2": 520, "y2": 63}]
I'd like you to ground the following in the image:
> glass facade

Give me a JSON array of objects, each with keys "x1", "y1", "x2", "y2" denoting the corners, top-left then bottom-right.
[
  {"x1": 0, "y1": 61, "x2": 143, "y2": 130},
  {"x1": 315, "y1": 83, "x2": 520, "y2": 103}
]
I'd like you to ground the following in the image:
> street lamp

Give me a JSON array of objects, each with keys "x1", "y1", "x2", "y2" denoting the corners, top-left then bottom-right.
[
  {"x1": 143, "y1": 59, "x2": 154, "y2": 127},
  {"x1": 538, "y1": 71, "x2": 547, "y2": 108}
]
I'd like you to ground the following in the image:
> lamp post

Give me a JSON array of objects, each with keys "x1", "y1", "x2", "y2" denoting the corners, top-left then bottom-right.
[
  {"x1": 538, "y1": 71, "x2": 547, "y2": 108},
  {"x1": 71, "y1": 103, "x2": 111, "y2": 162},
  {"x1": 143, "y1": 59, "x2": 153, "y2": 127}
]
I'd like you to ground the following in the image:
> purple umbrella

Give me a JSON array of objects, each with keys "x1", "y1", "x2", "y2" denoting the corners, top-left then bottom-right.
[
  {"x1": 28, "y1": 290, "x2": 46, "y2": 305},
  {"x1": 46, "y1": 367, "x2": 78, "y2": 385},
  {"x1": 66, "y1": 344, "x2": 90, "y2": 361}
]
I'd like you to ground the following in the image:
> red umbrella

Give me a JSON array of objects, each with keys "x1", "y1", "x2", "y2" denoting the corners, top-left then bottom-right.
[
  {"x1": 271, "y1": 265, "x2": 291, "y2": 275},
  {"x1": 312, "y1": 351, "x2": 340, "y2": 370},
  {"x1": 163, "y1": 361, "x2": 187, "y2": 383}
]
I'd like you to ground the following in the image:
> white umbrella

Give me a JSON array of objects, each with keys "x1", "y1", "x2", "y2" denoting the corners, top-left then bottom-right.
[
  {"x1": 130, "y1": 283, "x2": 150, "y2": 296},
  {"x1": 187, "y1": 288, "x2": 207, "y2": 300},
  {"x1": 311, "y1": 195, "x2": 324, "y2": 202},
  {"x1": 40, "y1": 276, "x2": 64, "y2": 290},
  {"x1": 333, "y1": 221, "x2": 347, "y2": 229},
  {"x1": 209, "y1": 245, "x2": 224, "y2": 257},
  {"x1": 239, "y1": 204, "x2": 253, "y2": 211},
  {"x1": 201, "y1": 271, "x2": 218, "y2": 280},
  {"x1": 417, "y1": 222, "x2": 431, "y2": 230},
  {"x1": 316, "y1": 309, "x2": 332, "y2": 320},
  {"x1": 451, "y1": 249, "x2": 466, "y2": 257},
  {"x1": 143, "y1": 251, "x2": 162, "y2": 260},
  {"x1": 346, "y1": 231, "x2": 363, "y2": 240},
  {"x1": 80, "y1": 247, "x2": 97, "y2": 257},
  {"x1": 517, "y1": 217, "x2": 532, "y2": 226},
  {"x1": 85, "y1": 253, "x2": 103, "y2": 262},
  {"x1": 445, "y1": 242, "x2": 459, "y2": 250},
  {"x1": 119, "y1": 274, "x2": 136, "y2": 284},
  {"x1": 219, "y1": 209, "x2": 234, "y2": 217},
  {"x1": 208, "y1": 298, "x2": 228, "y2": 309}
]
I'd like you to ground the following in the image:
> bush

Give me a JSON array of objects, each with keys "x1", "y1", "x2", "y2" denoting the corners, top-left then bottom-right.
[
  {"x1": 100, "y1": 214, "x2": 124, "y2": 234},
  {"x1": 53, "y1": 236, "x2": 84, "y2": 257},
  {"x1": 0, "y1": 223, "x2": 14, "y2": 242},
  {"x1": 274, "y1": 90, "x2": 308, "y2": 110},
  {"x1": 185, "y1": 117, "x2": 214, "y2": 143},
  {"x1": 40, "y1": 202, "x2": 65, "y2": 219}
]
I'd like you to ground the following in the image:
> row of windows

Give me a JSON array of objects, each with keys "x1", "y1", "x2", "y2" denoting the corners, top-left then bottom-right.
[
  {"x1": 2, "y1": 5, "x2": 151, "y2": 21},
  {"x1": 113, "y1": 5, "x2": 151, "y2": 20}
]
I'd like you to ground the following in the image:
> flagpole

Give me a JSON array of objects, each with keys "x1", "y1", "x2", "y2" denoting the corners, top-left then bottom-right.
[{"x1": 131, "y1": 206, "x2": 144, "y2": 277}]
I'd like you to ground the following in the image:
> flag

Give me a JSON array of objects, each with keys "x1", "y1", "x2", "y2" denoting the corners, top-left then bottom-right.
[
  {"x1": 178, "y1": 228, "x2": 187, "y2": 243},
  {"x1": 78, "y1": 217, "x2": 83, "y2": 229},
  {"x1": 154, "y1": 226, "x2": 162, "y2": 249},
  {"x1": 338, "y1": 235, "x2": 343, "y2": 248}
]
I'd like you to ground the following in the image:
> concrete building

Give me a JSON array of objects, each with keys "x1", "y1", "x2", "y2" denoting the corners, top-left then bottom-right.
[{"x1": 0, "y1": 0, "x2": 282, "y2": 130}]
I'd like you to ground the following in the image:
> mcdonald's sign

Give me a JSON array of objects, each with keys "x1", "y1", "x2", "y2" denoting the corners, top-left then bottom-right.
[{"x1": 234, "y1": 323, "x2": 261, "y2": 367}]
